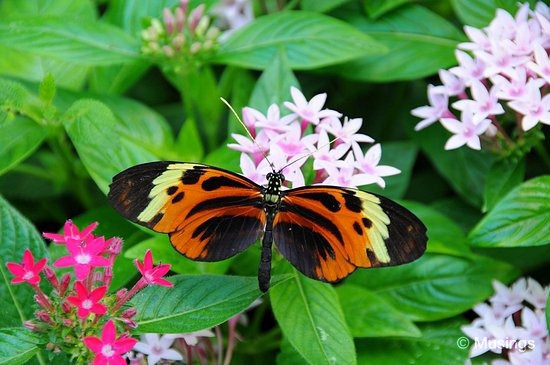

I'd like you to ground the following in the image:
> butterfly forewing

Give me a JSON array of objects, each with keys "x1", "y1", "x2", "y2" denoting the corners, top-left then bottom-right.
[
  {"x1": 108, "y1": 162, "x2": 265, "y2": 261},
  {"x1": 273, "y1": 186, "x2": 427, "y2": 282}
]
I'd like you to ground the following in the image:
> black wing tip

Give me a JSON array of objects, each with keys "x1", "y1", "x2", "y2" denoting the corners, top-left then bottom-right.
[{"x1": 376, "y1": 194, "x2": 428, "y2": 265}]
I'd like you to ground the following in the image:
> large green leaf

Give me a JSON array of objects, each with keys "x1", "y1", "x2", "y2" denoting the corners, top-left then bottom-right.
[
  {"x1": 483, "y1": 158, "x2": 525, "y2": 212},
  {"x1": 469, "y1": 176, "x2": 550, "y2": 247},
  {"x1": 411, "y1": 119, "x2": 496, "y2": 207},
  {"x1": 132, "y1": 275, "x2": 271, "y2": 333},
  {"x1": 336, "y1": 284, "x2": 420, "y2": 338},
  {"x1": 333, "y1": 5, "x2": 464, "y2": 81},
  {"x1": 363, "y1": 0, "x2": 413, "y2": 19},
  {"x1": 248, "y1": 51, "x2": 299, "y2": 113},
  {"x1": 301, "y1": 0, "x2": 351, "y2": 13},
  {"x1": 347, "y1": 253, "x2": 518, "y2": 321},
  {"x1": 215, "y1": 11, "x2": 385, "y2": 70},
  {"x1": 0, "y1": 17, "x2": 139, "y2": 65},
  {"x1": 0, "y1": 117, "x2": 46, "y2": 176},
  {"x1": 0, "y1": 0, "x2": 96, "y2": 19},
  {"x1": 0, "y1": 195, "x2": 49, "y2": 328},
  {"x1": 356, "y1": 318, "x2": 469, "y2": 365},
  {"x1": 270, "y1": 270, "x2": 356, "y2": 365},
  {"x1": 63, "y1": 99, "x2": 157, "y2": 193},
  {"x1": 450, "y1": 0, "x2": 531, "y2": 28},
  {"x1": 0, "y1": 328, "x2": 41, "y2": 365}
]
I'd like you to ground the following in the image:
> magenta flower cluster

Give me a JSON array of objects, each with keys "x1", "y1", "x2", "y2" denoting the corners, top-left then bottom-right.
[
  {"x1": 412, "y1": 2, "x2": 549, "y2": 151},
  {"x1": 6, "y1": 220, "x2": 173, "y2": 364},
  {"x1": 229, "y1": 86, "x2": 400, "y2": 189}
]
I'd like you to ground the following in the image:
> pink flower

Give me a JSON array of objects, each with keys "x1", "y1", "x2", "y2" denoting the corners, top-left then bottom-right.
[
  {"x1": 227, "y1": 132, "x2": 270, "y2": 165},
  {"x1": 84, "y1": 320, "x2": 137, "y2": 365},
  {"x1": 474, "y1": 40, "x2": 530, "y2": 77},
  {"x1": 527, "y1": 43, "x2": 550, "y2": 83},
  {"x1": 508, "y1": 79, "x2": 550, "y2": 130},
  {"x1": 6, "y1": 249, "x2": 47, "y2": 286},
  {"x1": 440, "y1": 111, "x2": 492, "y2": 150},
  {"x1": 250, "y1": 104, "x2": 295, "y2": 137},
  {"x1": 133, "y1": 334, "x2": 184, "y2": 364},
  {"x1": 438, "y1": 69, "x2": 466, "y2": 96},
  {"x1": 259, "y1": 145, "x2": 306, "y2": 188},
  {"x1": 66, "y1": 281, "x2": 107, "y2": 319},
  {"x1": 239, "y1": 153, "x2": 268, "y2": 185},
  {"x1": 135, "y1": 250, "x2": 172, "y2": 287},
  {"x1": 274, "y1": 122, "x2": 317, "y2": 158},
  {"x1": 283, "y1": 86, "x2": 341, "y2": 126},
  {"x1": 352, "y1": 143, "x2": 400, "y2": 188},
  {"x1": 452, "y1": 80, "x2": 504, "y2": 123},
  {"x1": 43, "y1": 220, "x2": 98, "y2": 245},
  {"x1": 310, "y1": 129, "x2": 348, "y2": 171},
  {"x1": 411, "y1": 84, "x2": 450, "y2": 130},
  {"x1": 490, "y1": 67, "x2": 532, "y2": 101},
  {"x1": 53, "y1": 236, "x2": 110, "y2": 280},
  {"x1": 459, "y1": 25, "x2": 491, "y2": 52},
  {"x1": 321, "y1": 153, "x2": 377, "y2": 188},
  {"x1": 449, "y1": 50, "x2": 486, "y2": 85},
  {"x1": 323, "y1": 117, "x2": 374, "y2": 148}
]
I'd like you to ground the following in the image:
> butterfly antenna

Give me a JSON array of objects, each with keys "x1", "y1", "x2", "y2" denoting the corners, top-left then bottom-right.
[
  {"x1": 279, "y1": 135, "x2": 342, "y2": 173},
  {"x1": 220, "y1": 97, "x2": 276, "y2": 172}
]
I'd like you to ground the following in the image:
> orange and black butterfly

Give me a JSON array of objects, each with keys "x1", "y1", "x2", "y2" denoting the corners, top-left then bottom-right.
[{"x1": 108, "y1": 162, "x2": 427, "y2": 292}]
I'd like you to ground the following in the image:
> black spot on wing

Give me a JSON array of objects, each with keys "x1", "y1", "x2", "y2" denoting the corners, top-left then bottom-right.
[
  {"x1": 342, "y1": 191, "x2": 362, "y2": 213},
  {"x1": 294, "y1": 192, "x2": 341, "y2": 212},
  {"x1": 108, "y1": 161, "x2": 172, "y2": 222},
  {"x1": 171, "y1": 192, "x2": 184, "y2": 203},
  {"x1": 184, "y1": 215, "x2": 264, "y2": 261},
  {"x1": 273, "y1": 221, "x2": 336, "y2": 281},
  {"x1": 181, "y1": 167, "x2": 206, "y2": 185},
  {"x1": 167, "y1": 186, "x2": 178, "y2": 195},
  {"x1": 371, "y1": 194, "x2": 427, "y2": 266},
  {"x1": 353, "y1": 221, "x2": 363, "y2": 235},
  {"x1": 362, "y1": 217, "x2": 372, "y2": 228},
  {"x1": 202, "y1": 175, "x2": 254, "y2": 191}
]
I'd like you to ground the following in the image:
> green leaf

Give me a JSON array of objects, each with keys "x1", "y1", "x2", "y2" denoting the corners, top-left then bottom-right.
[
  {"x1": 0, "y1": 78, "x2": 34, "y2": 123},
  {"x1": 88, "y1": 61, "x2": 150, "y2": 95},
  {"x1": 469, "y1": 175, "x2": 550, "y2": 247},
  {"x1": 0, "y1": 328, "x2": 41, "y2": 365},
  {"x1": 0, "y1": 117, "x2": 46, "y2": 176},
  {"x1": 333, "y1": 5, "x2": 464, "y2": 81},
  {"x1": 546, "y1": 292, "x2": 550, "y2": 332},
  {"x1": 363, "y1": 0, "x2": 413, "y2": 19},
  {"x1": 356, "y1": 318, "x2": 469, "y2": 365},
  {"x1": 0, "y1": 195, "x2": 49, "y2": 328},
  {"x1": 450, "y1": 0, "x2": 499, "y2": 28},
  {"x1": 0, "y1": 0, "x2": 96, "y2": 19},
  {"x1": 203, "y1": 140, "x2": 242, "y2": 172},
  {"x1": 277, "y1": 337, "x2": 309, "y2": 365},
  {"x1": 215, "y1": 11, "x2": 385, "y2": 70},
  {"x1": 174, "y1": 118, "x2": 205, "y2": 162},
  {"x1": 301, "y1": 0, "x2": 352, "y2": 13},
  {"x1": 347, "y1": 253, "x2": 518, "y2": 321},
  {"x1": 248, "y1": 50, "x2": 300, "y2": 113},
  {"x1": 336, "y1": 284, "x2": 420, "y2": 338},
  {"x1": 125, "y1": 235, "x2": 232, "y2": 275},
  {"x1": 483, "y1": 158, "x2": 525, "y2": 212},
  {"x1": 132, "y1": 275, "x2": 266, "y2": 333},
  {"x1": 0, "y1": 17, "x2": 140, "y2": 65},
  {"x1": 38, "y1": 74, "x2": 56, "y2": 105},
  {"x1": 270, "y1": 271, "x2": 356, "y2": 365},
  {"x1": 63, "y1": 99, "x2": 157, "y2": 193},
  {"x1": 362, "y1": 141, "x2": 417, "y2": 199},
  {"x1": 412, "y1": 120, "x2": 496, "y2": 207}
]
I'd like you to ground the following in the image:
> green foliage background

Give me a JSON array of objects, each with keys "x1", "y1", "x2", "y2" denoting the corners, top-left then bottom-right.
[{"x1": 0, "y1": 0, "x2": 548, "y2": 364}]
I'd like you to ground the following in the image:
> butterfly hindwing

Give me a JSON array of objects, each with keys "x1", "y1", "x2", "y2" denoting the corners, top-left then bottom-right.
[
  {"x1": 273, "y1": 186, "x2": 427, "y2": 282},
  {"x1": 108, "y1": 161, "x2": 265, "y2": 261}
]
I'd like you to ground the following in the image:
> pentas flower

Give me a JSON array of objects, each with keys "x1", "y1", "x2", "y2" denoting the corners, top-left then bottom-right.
[
  {"x1": 461, "y1": 277, "x2": 550, "y2": 363},
  {"x1": 352, "y1": 143, "x2": 401, "y2": 188},
  {"x1": 412, "y1": 1, "x2": 550, "y2": 152},
  {"x1": 229, "y1": 86, "x2": 400, "y2": 190},
  {"x1": 6, "y1": 220, "x2": 174, "y2": 363},
  {"x1": 54, "y1": 236, "x2": 110, "y2": 280},
  {"x1": 6, "y1": 249, "x2": 46, "y2": 286},
  {"x1": 66, "y1": 281, "x2": 107, "y2": 319},
  {"x1": 43, "y1": 220, "x2": 98, "y2": 245},
  {"x1": 84, "y1": 320, "x2": 137, "y2": 365},
  {"x1": 133, "y1": 334, "x2": 184, "y2": 364}
]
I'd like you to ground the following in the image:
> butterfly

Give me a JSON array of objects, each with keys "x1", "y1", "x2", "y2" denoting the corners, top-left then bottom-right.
[{"x1": 108, "y1": 161, "x2": 427, "y2": 292}]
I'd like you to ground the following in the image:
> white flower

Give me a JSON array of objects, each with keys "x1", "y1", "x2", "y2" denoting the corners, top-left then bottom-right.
[
  {"x1": 411, "y1": 84, "x2": 450, "y2": 130},
  {"x1": 351, "y1": 143, "x2": 400, "y2": 188},
  {"x1": 283, "y1": 86, "x2": 341, "y2": 126},
  {"x1": 133, "y1": 333, "x2": 183, "y2": 365},
  {"x1": 440, "y1": 111, "x2": 492, "y2": 150}
]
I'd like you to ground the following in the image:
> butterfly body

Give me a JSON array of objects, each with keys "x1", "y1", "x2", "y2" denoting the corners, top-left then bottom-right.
[{"x1": 108, "y1": 162, "x2": 427, "y2": 292}]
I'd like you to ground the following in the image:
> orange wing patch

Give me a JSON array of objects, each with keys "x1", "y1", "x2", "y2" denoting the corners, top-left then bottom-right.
[{"x1": 274, "y1": 186, "x2": 426, "y2": 282}]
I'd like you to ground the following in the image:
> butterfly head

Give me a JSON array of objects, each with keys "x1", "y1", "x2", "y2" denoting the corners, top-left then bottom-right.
[{"x1": 264, "y1": 171, "x2": 285, "y2": 205}]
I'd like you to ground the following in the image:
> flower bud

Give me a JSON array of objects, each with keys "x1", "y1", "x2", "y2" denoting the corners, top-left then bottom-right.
[
  {"x1": 175, "y1": 7, "x2": 186, "y2": 33},
  {"x1": 121, "y1": 307, "x2": 137, "y2": 319},
  {"x1": 63, "y1": 318, "x2": 73, "y2": 327},
  {"x1": 163, "y1": 8, "x2": 175, "y2": 34},
  {"x1": 59, "y1": 273, "x2": 72, "y2": 296},
  {"x1": 36, "y1": 310, "x2": 54, "y2": 325},
  {"x1": 116, "y1": 288, "x2": 128, "y2": 301},
  {"x1": 62, "y1": 300, "x2": 72, "y2": 314},
  {"x1": 23, "y1": 320, "x2": 42, "y2": 332},
  {"x1": 43, "y1": 266, "x2": 59, "y2": 289},
  {"x1": 189, "y1": 4, "x2": 205, "y2": 32},
  {"x1": 163, "y1": 45, "x2": 175, "y2": 57}
]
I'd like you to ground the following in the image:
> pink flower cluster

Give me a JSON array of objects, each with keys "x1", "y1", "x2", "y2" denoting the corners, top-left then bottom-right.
[
  {"x1": 229, "y1": 86, "x2": 400, "y2": 188},
  {"x1": 412, "y1": 2, "x2": 549, "y2": 151},
  {"x1": 461, "y1": 278, "x2": 549, "y2": 364},
  {"x1": 6, "y1": 220, "x2": 173, "y2": 364}
]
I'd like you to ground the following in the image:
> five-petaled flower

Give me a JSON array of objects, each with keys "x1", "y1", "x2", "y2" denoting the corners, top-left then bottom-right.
[
  {"x1": 43, "y1": 220, "x2": 98, "y2": 245},
  {"x1": 53, "y1": 236, "x2": 110, "y2": 280},
  {"x1": 6, "y1": 249, "x2": 47, "y2": 286},
  {"x1": 66, "y1": 281, "x2": 108, "y2": 319},
  {"x1": 135, "y1": 250, "x2": 173, "y2": 287},
  {"x1": 84, "y1": 319, "x2": 137, "y2": 365}
]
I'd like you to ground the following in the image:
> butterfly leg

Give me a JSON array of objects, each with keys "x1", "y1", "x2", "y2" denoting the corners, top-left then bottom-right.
[{"x1": 258, "y1": 211, "x2": 275, "y2": 292}]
